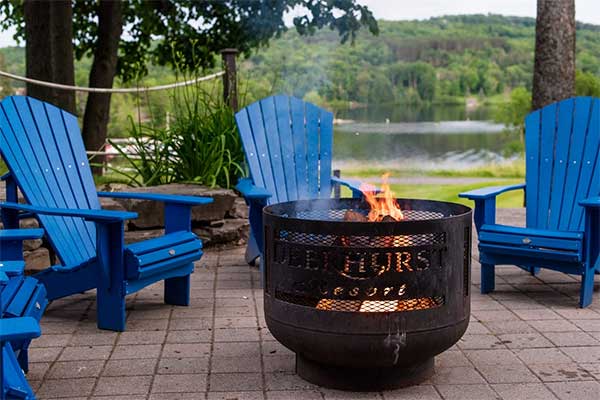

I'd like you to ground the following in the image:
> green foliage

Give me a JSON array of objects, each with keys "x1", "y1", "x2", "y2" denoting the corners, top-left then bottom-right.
[
  {"x1": 104, "y1": 116, "x2": 176, "y2": 187},
  {"x1": 243, "y1": 15, "x2": 599, "y2": 106},
  {"x1": 494, "y1": 87, "x2": 531, "y2": 155},
  {"x1": 108, "y1": 81, "x2": 245, "y2": 189},
  {"x1": 576, "y1": 70, "x2": 600, "y2": 97},
  {"x1": 0, "y1": 1, "x2": 378, "y2": 83},
  {"x1": 169, "y1": 84, "x2": 245, "y2": 188},
  {"x1": 494, "y1": 87, "x2": 531, "y2": 128}
]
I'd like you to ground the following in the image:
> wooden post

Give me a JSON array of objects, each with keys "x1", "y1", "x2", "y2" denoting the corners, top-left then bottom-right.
[
  {"x1": 333, "y1": 169, "x2": 341, "y2": 198},
  {"x1": 221, "y1": 48, "x2": 239, "y2": 112}
]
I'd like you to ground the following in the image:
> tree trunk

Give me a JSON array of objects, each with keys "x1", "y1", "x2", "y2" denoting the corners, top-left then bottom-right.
[
  {"x1": 49, "y1": 0, "x2": 76, "y2": 114},
  {"x1": 24, "y1": 0, "x2": 54, "y2": 103},
  {"x1": 23, "y1": 0, "x2": 76, "y2": 114},
  {"x1": 532, "y1": 0, "x2": 576, "y2": 111},
  {"x1": 82, "y1": 0, "x2": 123, "y2": 175}
]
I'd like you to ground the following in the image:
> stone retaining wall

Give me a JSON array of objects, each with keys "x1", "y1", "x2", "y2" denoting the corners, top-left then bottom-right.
[{"x1": 0, "y1": 182, "x2": 249, "y2": 273}]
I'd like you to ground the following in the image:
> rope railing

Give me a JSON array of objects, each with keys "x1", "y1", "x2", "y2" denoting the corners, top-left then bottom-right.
[{"x1": 0, "y1": 70, "x2": 225, "y2": 93}]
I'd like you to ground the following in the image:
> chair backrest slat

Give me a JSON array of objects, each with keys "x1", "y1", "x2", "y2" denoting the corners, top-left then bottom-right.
[
  {"x1": 525, "y1": 97, "x2": 599, "y2": 232},
  {"x1": 290, "y1": 97, "x2": 309, "y2": 200},
  {"x1": 0, "y1": 96, "x2": 98, "y2": 267},
  {"x1": 319, "y1": 109, "x2": 333, "y2": 198},
  {"x1": 236, "y1": 95, "x2": 334, "y2": 204},
  {"x1": 274, "y1": 95, "x2": 298, "y2": 200},
  {"x1": 260, "y1": 97, "x2": 287, "y2": 203}
]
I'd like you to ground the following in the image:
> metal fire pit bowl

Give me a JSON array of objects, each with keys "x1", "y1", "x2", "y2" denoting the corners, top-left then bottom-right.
[{"x1": 263, "y1": 198, "x2": 472, "y2": 391}]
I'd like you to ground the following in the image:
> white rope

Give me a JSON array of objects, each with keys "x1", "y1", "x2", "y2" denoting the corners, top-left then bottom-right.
[{"x1": 0, "y1": 70, "x2": 225, "y2": 93}]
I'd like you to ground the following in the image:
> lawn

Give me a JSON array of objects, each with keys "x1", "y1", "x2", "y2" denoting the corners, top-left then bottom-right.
[{"x1": 341, "y1": 179, "x2": 525, "y2": 208}]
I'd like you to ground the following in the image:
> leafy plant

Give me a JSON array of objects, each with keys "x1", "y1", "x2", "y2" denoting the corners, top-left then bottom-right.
[
  {"x1": 104, "y1": 116, "x2": 176, "y2": 187},
  {"x1": 169, "y1": 83, "x2": 245, "y2": 188}
]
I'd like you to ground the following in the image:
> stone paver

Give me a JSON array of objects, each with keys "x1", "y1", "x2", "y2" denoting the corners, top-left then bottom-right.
[{"x1": 29, "y1": 222, "x2": 600, "y2": 399}]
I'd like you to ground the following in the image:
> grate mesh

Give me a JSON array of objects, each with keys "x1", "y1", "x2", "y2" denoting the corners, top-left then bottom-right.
[
  {"x1": 278, "y1": 231, "x2": 445, "y2": 248},
  {"x1": 276, "y1": 291, "x2": 444, "y2": 312},
  {"x1": 293, "y1": 208, "x2": 444, "y2": 222}
]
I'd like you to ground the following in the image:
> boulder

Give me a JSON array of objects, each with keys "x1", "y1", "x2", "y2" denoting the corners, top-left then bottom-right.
[
  {"x1": 227, "y1": 197, "x2": 249, "y2": 219},
  {"x1": 194, "y1": 219, "x2": 249, "y2": 246},
  {"x1": 124, "y1": 229, "x2": 165, "y2": 245},
  {"x1": 101, "y1": 183, "x2": 237, "y2": 229},
  {"x1": 24, "y1": 247, "x2": 50, "y2": 273}
]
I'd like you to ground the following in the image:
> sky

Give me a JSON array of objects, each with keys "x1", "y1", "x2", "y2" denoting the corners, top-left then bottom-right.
[
  {"x1": 0, "y1": 0, "x2": 598, "y2": 47},
  {"x1": 358, "y1": 0, "x2": 599, "y2": 24}
]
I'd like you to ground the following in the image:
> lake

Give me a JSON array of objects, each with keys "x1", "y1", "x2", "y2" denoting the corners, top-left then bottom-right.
[{"x1": 333, "y1": 103, "x2": 511, "y2": 171}]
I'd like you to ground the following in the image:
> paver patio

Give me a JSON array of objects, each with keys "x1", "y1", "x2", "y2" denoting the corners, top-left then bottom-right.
[{"x1": 27, "y1": 208, "x2": 600, "y2": 400}]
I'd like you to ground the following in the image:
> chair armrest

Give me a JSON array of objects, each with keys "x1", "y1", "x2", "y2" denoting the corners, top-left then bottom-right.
[
  {"x1": 0, "y1": 171, "x2": 11, "y2": 181},
  {"x1": 459, "y1": 183, "x2": 525, "y2": 200},
  {"x1": 97, "y1": 191, "x2": 213, "y2": 206},
  {"x1": 331, "y1": 176, "x2": 382, "y2": 197},
  {"x1": 0, "y1": 229, "x2": 44, "y2": 242},
  {"x1": 0, "y1": 202, "x2": 137, "y2": 222},
  {"x1": 235, "y1": 178, "x2": 272, "y2": 200},
  {"x1": 580, "y1": 197, "x2": 600, "y2": 208},
  {"x1": 0, "y1": 317, "x2": 41, "y2": 342}
]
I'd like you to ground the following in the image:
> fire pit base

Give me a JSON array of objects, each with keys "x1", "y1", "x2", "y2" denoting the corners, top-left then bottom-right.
[{"x1": 296, "y1": 355, "x2": 434, "y2": 392}]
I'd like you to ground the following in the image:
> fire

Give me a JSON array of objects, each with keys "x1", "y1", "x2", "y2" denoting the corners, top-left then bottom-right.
[{"x1": 360, "y1": 173, "x2": 404, "y2": 222}]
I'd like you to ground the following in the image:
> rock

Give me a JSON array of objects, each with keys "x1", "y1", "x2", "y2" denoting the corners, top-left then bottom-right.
[
  {"x1": 102, "y1": 183, "x2": 237, "y2": 229},
  {"x1": 227, "y1": 197, "x2": 249, "y2": 219},
  {"x1": 194, "y1": 219, "x2": 249, "y2": 247},
  {"x1": 25, "y1": 247, "x2": 50, "y2": 273},
  {"x1": 20, "y1": 218, "x2": 40, "y2": 229},
  {"x1": 99, "y1": 197, "x2": 127, "y2": 212},
  {"x1": 23, "y1": 239, "x2": 42, "y2": 252},
  {"x1": 124, "y1": 229, "x2": 165, "y2": 245}
]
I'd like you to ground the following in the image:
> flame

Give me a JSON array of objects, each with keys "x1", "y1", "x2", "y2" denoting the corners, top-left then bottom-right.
[{"x1": 360, "y1": 173, "x2": 404, "y2": 222}]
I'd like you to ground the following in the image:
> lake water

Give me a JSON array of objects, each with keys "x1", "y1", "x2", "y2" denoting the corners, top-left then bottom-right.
[{"x1": 333, "y1": 103, "x2": 511, "y2": 171}]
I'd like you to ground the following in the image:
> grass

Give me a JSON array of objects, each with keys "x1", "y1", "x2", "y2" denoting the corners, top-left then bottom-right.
[
  {"x1": 341, "y1": 179, "x2": 524, "y2": 208},
  {"x1": 342, "y1": 160, "x2": 525, "y2": 179}
]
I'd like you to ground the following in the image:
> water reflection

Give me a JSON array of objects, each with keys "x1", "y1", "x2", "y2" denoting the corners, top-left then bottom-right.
[{"x1": 332, "y1": 104, "x2": 510, "y2": 170}]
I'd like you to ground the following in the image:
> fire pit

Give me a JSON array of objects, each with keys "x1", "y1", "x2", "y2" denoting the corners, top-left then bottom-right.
[{"x1": 262, "y1": 191, "x2": 472, "y2": 391}]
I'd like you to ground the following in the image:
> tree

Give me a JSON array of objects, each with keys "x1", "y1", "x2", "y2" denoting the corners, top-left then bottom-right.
[
  {"x1": 531, "y1": 0, "x2": 575, "y2": 110},
  {"x1": 0, "y1": 0, "x2": 378, "y2": 165},
  {"x1": 23, "y1": 0, "x2": 75, "y2": 113}
]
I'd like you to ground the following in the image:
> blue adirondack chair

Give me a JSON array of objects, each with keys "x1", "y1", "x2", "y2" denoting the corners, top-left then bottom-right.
[
  {"x1": 0, "y1": 95, "x2": 213, "y2": 331},
  {"x1": 235, "y1": 95, "x2": 365, "y2": 265},
  {"x1": 460, "y1": 97, "x2": 600, "y2": 307},
  {"x1": 1, "y1": 228, "x2": 46, "y2": 400}
]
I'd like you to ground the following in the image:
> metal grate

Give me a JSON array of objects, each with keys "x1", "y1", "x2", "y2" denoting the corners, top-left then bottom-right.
[
  {"x1": 293, "y1": 209, "x2": 444, "y2": 222},
  {"x1": 277, "y1": 231, "x2": 446, "y2": 248},
  {"x1": 275, "y1": 291, "x2": 444, "y2": 312}
]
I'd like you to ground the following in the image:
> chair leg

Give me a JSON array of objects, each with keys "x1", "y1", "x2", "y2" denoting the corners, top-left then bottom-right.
[
  {"x1": 530, "y1": 267, "x2": 540, "y2": 276},
  {"x1": 97, "y1": 286, "x2": 126, "y2": 331},
  {"x1": 17, "y1": 348, "x2": 28, "y2": 373},
  {"x1": 245, "y1": 232, "x2": 260, "y2": 266},
  {"x1": 480, "y1": 263, "x2": 495, "y2": 294},
  {"x1": 165, "y1": 273, "x2": 191, "y2": 306},
  {"x1": 580, "y1": 268, "x2": 595, "y2": 308}
]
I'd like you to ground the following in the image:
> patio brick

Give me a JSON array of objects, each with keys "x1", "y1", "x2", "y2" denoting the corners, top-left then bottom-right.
[
  {"x1": 36, "y1": 378, "x2": 96, "y2": 398},
  {"x1": 59, "y1": 345, "x2": 113, "y2": 361},
  {"x1": 47, "y1": 360, "x2": 104, "y2": 379},
  {"x1": 93, "y1": 375, "x2": 153, "y2": 396},
  {"x1": 434, "y1": 384, "x2": 499, "y2": 400},
  {"x1": 491, "y1": 383, "x2": 559, "y2": 400},
  {"x1": 546, "y1": 381, "x2": 600, "y2": 400},
  {"x1": 382, "y1": 385, "x2": 442, "y2": 399},
  {"x1": 151, "y1": 373, "x2": 208, "y2": 393},
  {"x1": 157, "y1": 357, "x2": 210, "y2": 374},
  {"x1": 209, "y1": 372, "x2": 263, "y2": 392},
  {"x1": 110, "y1": 344, "x2": 162, "y2": 359},
  {"x1": 28, "y1": 246, "x2": 600, "y2": 400},
  {"x1": 102, "y1": 358, "x2": 158, "y2": 376}
]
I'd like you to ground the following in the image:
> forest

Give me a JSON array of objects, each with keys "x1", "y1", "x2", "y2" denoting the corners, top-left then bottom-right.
[{"x1": 1, "y1": 14, "x2": 599, "y2": 136}]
